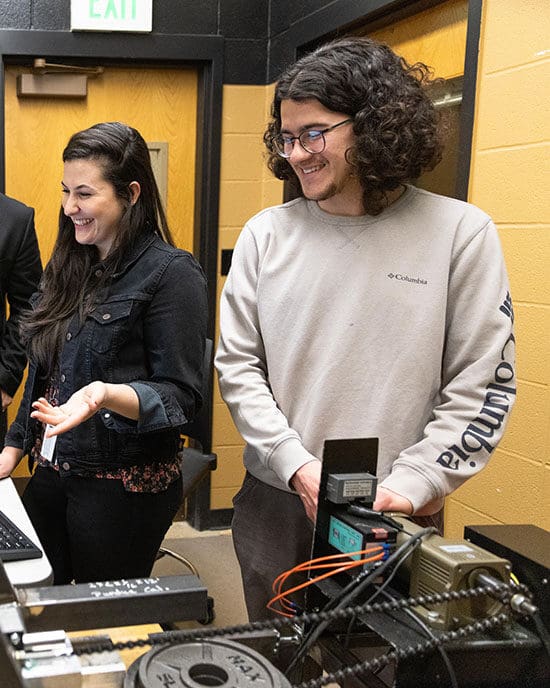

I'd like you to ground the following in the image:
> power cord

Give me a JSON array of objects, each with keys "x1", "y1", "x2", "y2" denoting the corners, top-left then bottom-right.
[{"x1": 341, "y1": 536, "x2": 423, "y2": 650}]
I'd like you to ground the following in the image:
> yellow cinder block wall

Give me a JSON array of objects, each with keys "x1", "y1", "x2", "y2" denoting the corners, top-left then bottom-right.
[
  {"x1": 211, "y1": 84, "x2": 282, "y2": 509},
  {"x1": 446, "y1": 0, "x2": 550, "y2": 535},
  {"x1": 212, "y1": 1, "x2": 550, "y2": 535}
]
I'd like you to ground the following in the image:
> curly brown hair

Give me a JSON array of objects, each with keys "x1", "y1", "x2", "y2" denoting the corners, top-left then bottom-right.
[{"x1": 264, "y1": 37, "x2": 444, "y2": 215}]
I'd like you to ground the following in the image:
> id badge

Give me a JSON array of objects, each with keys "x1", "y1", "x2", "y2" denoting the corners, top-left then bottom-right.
[{"x1": 41, "y1": 425, "x2": 58, "y2": 463}]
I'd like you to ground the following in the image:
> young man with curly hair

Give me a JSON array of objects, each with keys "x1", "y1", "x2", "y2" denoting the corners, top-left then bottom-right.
[{"x1": 215, "y1": 37, "x2": 515, "y2": 621}]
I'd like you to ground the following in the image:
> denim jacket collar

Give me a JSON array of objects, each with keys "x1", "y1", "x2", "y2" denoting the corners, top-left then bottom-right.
[{"x1": 94, "y1": 230, "x2": 158, "y2": 280}]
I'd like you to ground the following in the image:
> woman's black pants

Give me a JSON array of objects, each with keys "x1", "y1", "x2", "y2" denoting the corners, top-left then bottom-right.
[{"x1": 22, "y1": 464, "x2": 182, "y2": 585}]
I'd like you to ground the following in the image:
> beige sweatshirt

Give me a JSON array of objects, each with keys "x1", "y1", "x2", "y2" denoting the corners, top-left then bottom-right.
[{"x1": 215, "y1": 186, "x2": 515, "y2": 512}]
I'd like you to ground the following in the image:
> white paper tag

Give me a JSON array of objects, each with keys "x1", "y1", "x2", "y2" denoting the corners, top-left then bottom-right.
[{"x1": 41, "y1": 425, "x2": 58, "y2": 463}]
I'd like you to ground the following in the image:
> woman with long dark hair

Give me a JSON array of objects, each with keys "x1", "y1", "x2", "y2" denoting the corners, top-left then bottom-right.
[{"x1": 0, "y1": 122, "x2": 207, "y2": 584}]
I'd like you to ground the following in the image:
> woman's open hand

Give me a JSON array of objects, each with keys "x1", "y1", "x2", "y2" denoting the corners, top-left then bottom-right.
[{"x1": 31, "y1": 382, "x2": 108, "y2": 437}]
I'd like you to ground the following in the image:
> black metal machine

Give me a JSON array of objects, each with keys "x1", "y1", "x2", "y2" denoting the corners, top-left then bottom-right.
[
  {"x1": 1, "y1": 438, "x2": 549, "y2": 687},
  {"x1": 298, "y1": 438, "x2": 550, "y2": 688}
]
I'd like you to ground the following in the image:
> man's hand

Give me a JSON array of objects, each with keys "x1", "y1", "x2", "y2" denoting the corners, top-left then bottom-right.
[
  {"x1": 290, "y1": 460, "x2": 321, "y2": 523},
  {"x1": 1, "y1": 389, "x2": 13, "y2": 412},
  {"x1": 373, "y1": 487, "x2": 444, "y2": 516},
  {"x1": 373, "y1": 486, "x2": 413, "y2": 515}
]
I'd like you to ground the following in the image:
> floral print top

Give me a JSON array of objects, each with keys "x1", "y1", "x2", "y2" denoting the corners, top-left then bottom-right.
[{"x1": 31, "y1": 378, "x2": 181, "y2": 493}]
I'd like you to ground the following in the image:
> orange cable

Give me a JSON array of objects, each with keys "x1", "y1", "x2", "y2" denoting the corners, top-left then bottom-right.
[
  {"x1": 271, "y1": 545, "x2": 384, "y2": 592},
  {"x1": 267, "y1": 556, "x2": 384, "y2": 617},
  {"x1": 271, "y1": 546, "x2": 384, "y2": 598},
  {"x1": 267, "y1": 551, "x2": 385, "y2": 616}
]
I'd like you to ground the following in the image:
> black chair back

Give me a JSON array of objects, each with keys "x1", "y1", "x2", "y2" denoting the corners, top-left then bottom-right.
[
  {"x1": 179, "y1": 338, "x2": 217, "y2": 504},
  {"x1": 181, "y1": 338, "x2": 214, "y2": 453}
]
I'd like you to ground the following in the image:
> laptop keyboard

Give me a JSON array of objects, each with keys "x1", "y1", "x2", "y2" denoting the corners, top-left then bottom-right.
[{"x1": 0, "y1": 509, "x2": 43, "y2": 562}]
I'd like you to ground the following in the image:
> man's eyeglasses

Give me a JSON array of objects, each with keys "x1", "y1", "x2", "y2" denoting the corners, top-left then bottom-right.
[{"x1": 271, "y1": 118, "x2": 353, "y2": 158}]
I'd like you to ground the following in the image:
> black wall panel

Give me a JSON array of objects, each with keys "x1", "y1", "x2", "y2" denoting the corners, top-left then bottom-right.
[
  {"x1": 32, "y1": 0, "x2": 68, "y2": 30},
  {"x1": 0, "y1": 1, "x2": 442, "y2": 83},
  {"x1": 153, "y1": 1, "x2": 218, "y2": 35},
  {"x1": 224, "y1": 38, "x2": 267, "y2": 84},
  {"x1": 269, "y1": 2, "x2": 290, "y2": 38},
  {"x1": 288, "y1": 0, "x2": 331, "y2": 25},
  {"x1": 220, "y1": 0, "x2": 268, "y2": 39},
  {"x1": 0, "y1": 0, "x2": 31, "y2": 28}
]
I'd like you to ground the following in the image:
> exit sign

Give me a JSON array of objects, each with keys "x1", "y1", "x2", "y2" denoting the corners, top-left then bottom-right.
[{"x1": 71, "y1": 0, "x2": 153, "y2": 33}]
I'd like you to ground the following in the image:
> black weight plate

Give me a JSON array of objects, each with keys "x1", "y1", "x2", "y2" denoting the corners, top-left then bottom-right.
[{"x1": 133, "y1": 639, "x2": 291, "y2": 688}]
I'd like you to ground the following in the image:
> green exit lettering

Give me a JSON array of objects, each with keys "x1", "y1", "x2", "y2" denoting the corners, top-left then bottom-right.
[{"x1": 89, "y1": 0, "x2": 138, "y2": 20}]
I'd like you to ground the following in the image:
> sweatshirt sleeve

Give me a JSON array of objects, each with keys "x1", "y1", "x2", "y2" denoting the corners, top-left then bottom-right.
[
  {"x1": 215, "y1": 226, "x2": 318, "y2": 487},
  {"x1": 381, "y1": 219, "x2": 516, "y2": 512}
]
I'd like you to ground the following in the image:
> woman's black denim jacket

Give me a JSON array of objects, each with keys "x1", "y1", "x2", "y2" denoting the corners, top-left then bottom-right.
[{"x1": 6, "y1": 233, "x2": 208, "y2": 476}]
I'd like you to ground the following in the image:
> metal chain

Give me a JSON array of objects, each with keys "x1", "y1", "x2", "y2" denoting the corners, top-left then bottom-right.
[{"x1": 71, "y1": 581, "x2": 526, "y2": 655}]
